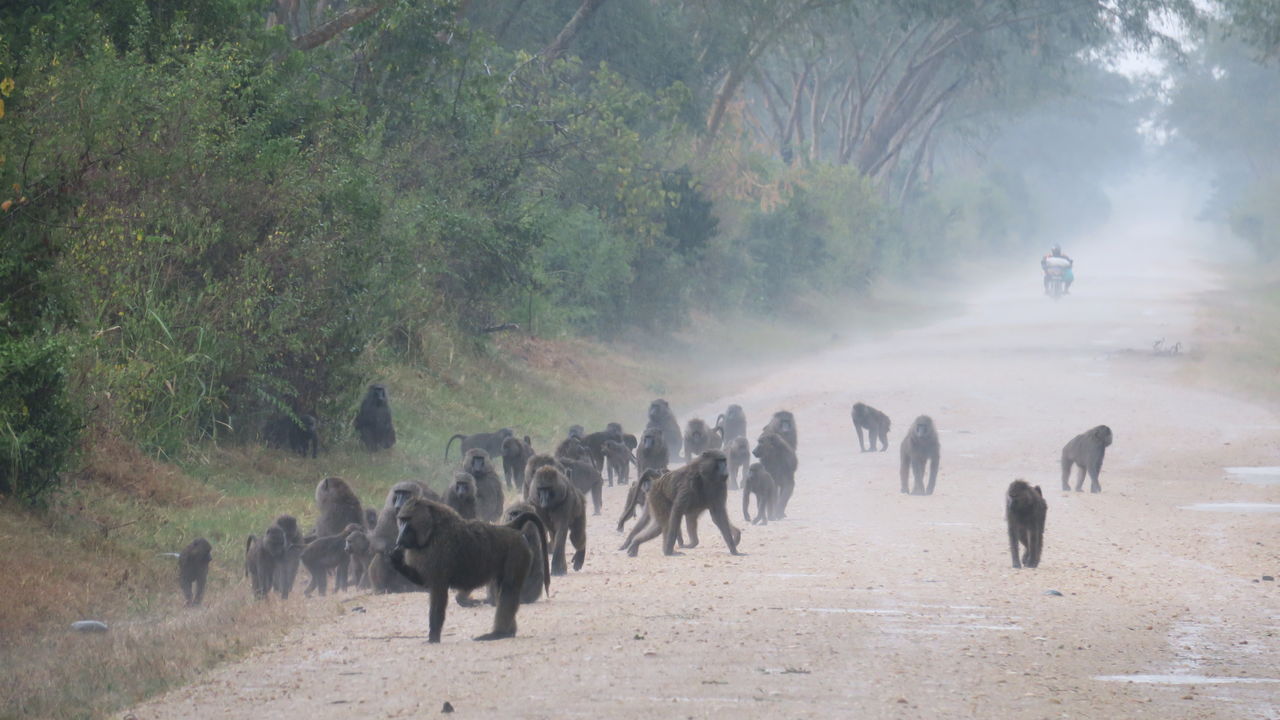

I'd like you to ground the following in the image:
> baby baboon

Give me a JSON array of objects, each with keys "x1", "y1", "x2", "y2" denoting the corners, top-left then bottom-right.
[
  {"x1": 501, "y1": 435, "x2": 535, "y2": 490},
  {"x1": 762, "y1": 410, "x2": 798, "y2": 451},
  {"x1": 354, "y1": 383, "x2": 396, "y2": 451},
  {"x1": 315, "y1": 477, "x2": 364, "y2": 536},
  {"x1": 389, "y1": 498, "x2": 548, "y2": 642},
  {"x1": 726, "y1": 436, "x2": 750, "y2": 490},
  {"x1": 851, "y1": 402, "x2": 891, "y2": 452},
  {"x1": 245, "y1": 526, "x2": 287, "y2": 599},
  {"x1": 368, "y1": 481, "x2": 437, "y2": 593},
  {"x1": 177, "y1": 537, "x2": 212, "y2": 606},
  {"x1": 899, "y1": 415, "x2": 940, "y2": 495},
  {"x1": 445, "y1": 428, "x2": 514, "y2": 461},
  {"x1": 601, "y1": 439, "x2": 637, "y2": 486},
  {"x1": 270, "y1": 514, "x2": 305, "y2": 599},
  {"x1": 345, "y1": 529, "x2": 374, "y2": 589},
  {"x1": 742, "y1": 463, "x2": 777, "y2": 525},
  {"x1": 715, "y1": 404, "x2": 748, "y2": 444},
  {"x1": 522, "y1": 453, "x2": 565, "y2": 498},
  {"x1": 616, "y1": 467, "x2": 662, "y2": 534},
  {"x1": 637, "y1": 426, "x2": 668, "y2": 474},
  {"x1": 1061, "y1": 425, "x2": 1112, "y2": 493},
  {"x1": 562, "y1": 456, "x2": 603, "y2": 516},
  {"x1": 529, "y1": 466, "x2": 587, "y2": 575},
  {"x1": 502, "y1": 501, "x2": 551, "y2": 603},
  {"x1": 301, "y1": 524, "x2": 362, "y2": 597},
  {"x1": 683, "y1": 418, "x2": 717, "y2": 461},
  {"x1": 625, "y1": 450, "x2": 741, "y2": 557},
  {"x1": 263, "y1": 413, "x2": 320, "y2": 458},
  {"x1": 753, "y1": 432, "x2": 798, "y2": 519},
  {"x1": 1005, "y1": 480, "x2": 1047, "y2": 568},
  {"x1": 647, "y1": 398, "x2": 682, "y2": 463},
  {"x1": 446, "y1": 471, "x2": 478, "y2": 519},
  {"x1": 462, "y1": 448, "x2": 505, "y2": 521}
]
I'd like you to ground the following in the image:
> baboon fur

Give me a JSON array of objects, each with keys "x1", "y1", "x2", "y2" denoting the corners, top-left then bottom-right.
[
  {"x1": 562, "y1": 456, "x2": 604, "y2": 516},
  {"x1": 445, "y1": 471, "x2": 479, "y2": 520},
  {"x1": 715, "y1": 404, "x2": 748, "y2": 445},
  {"x1": 315, "y1": 477, "x2": 365, "y2": 536},
  {"x1": 1006, "y1": 480, "x2": 1047, "y2": 569},
  {"x1": 270, "y1": 514, "x2": 305, "y2": 599},
  {"x1": 462, "y1": 448, "x2": 505, "y2": 521},
  {"x1": 742, "y1": 463, "x2": 777, "y2": 526},
  {"x1": 353, "y1": 383, "x2": 396, "y2": 451},
  {"x1": 753, "y1": 432, "x2": 798, "y2": 519},
  {"x1": 345, "y1": 529, "x2": 374, "y2": 589},
  {"x1": 683, "y1": 418, "x2": 717, "y2": 461},
  {"x1": 501, "y1": 435, "x2": 535, "y2": 490},
  {"x1": 616, "y1": 468, "x2": 663, "y2": 534},
  {"x1": 602, "y1": 439, "x2": 637, "y2": 487},
  {"x1": 502, "y1": 500, "x2": 551, "y2": 604},
  {"x1": 445, "y1": 428, "x2": 514, "y2": 461},
  {"x1": 177, "y1": 537, "x2": 212, "y2": 606},
  {"x1": 762, "y1": 410, "x2": 798, "y2": 452},
  {"x1": 726, "y1": 436, "x2": 750, "y2": 490},
  {"x1": 245, "y1": 526, "x2": 286, "y2": 599},
  {"x1": 646, "y1": 398, "x2": 682, "y2": 463},
  {"x1": 263, "y1": 413, "x2": 319, "y2": 458},
  {"x1": 368, "y1": 481, "x2": 436, "y2": 594},
  {"x1": 851, "y1": 402, "x2": 891, "y2": 452},
  {"x1": 528, "y1": 466, "x2": 588, "y2": 575},
  {"x1": 301, "y1": 523, "x2": 362, "y2": 597},
  {"x1": 636, "y1": 426, "x2": 668, "y2": 474},
  {"x1": 522, "y1": 453, "x2": 565, "y2": 498},
  {"x1": 899, "y1": 415, "x2": 940, "y2": 495},
  {"x1": 624, "y1": 450, "x2": 742, "y2": 557},
  {"x1": 1061, "y1": 425, "x2": 1112, "y2": 493}
]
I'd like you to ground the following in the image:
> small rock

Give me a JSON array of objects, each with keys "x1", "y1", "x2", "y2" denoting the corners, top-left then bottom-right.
[
  {"x1": 1263, "y1": 576, "x2": 1274, "y2": 582},
  {"x1": 349, "y1": 606, "x2": 366, "y2": 613},
  {"x1": 896, "y1": 698, "x2": 909, "y2": 704},
  {"x1": 1043, "y1": 590, "x2": 1064, "y2": 597},
  {"x1": 71, "y1": 620, "x2": 109, "y2": 633},
  {"x1": 442, "y1": 701, "x2": 454, "y2": 713}
]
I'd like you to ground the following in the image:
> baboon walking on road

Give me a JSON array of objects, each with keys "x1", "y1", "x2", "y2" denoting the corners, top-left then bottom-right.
[
  {"x1": 715, "y1": 404, "x2": 747, "y2": 444},
  {"x1": 742, "y1": 463, "x2": 776, "y2": 526},
  {"x1": 1061, "y1": 425, "x2": 1112, "y2": 493},
  {"x1": 851, "y1": 402, "x2": 891, "y2": 452},
  {"x1": 899, "y1": 415, "x2": 940, "y2": 495},
  {"x1": 753, "y1": 432, "x2": 797, "y2": 519},
  {"x1": 624, "y1": 450, "x2": 741, "y2": 557},
  {"x1": 646, "y1": 399, "x2": 682, "y2": 463},
  {"x1": 1006, "y1": 480, "x2": 1047, "y2": 569},
  {"x1": 529, "y1": 466, "x2": 588, "y2": 575}
]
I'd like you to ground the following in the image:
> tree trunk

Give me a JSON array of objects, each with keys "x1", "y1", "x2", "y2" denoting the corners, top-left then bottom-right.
[
  {"x1": 292, "y1": 4, "x2": 382, "y2": 51},
  {"x1": 540, "y1": 0, "x2": 608, "y2": 62}
]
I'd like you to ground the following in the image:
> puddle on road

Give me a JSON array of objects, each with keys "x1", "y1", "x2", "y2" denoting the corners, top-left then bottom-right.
[
  {"x1": 1095, "y1": 674, "x2": 1280, "y2": 685},
  {"x1": 1225, "y1": 467, "x2": 1280, "y2": 486},
  {"x1": 1180, "y1": 503, "x2": 1280, "y2": 513}
]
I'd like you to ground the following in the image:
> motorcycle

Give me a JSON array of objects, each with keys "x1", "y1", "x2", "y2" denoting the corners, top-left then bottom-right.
[{"x1": 1043, "y1": 257, "x2": 1072, "y2": 299}]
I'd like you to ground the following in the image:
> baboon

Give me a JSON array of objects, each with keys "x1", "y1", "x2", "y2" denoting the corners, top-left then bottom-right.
[
  {"x1": 353, "y1": 384, "x2": 396, "y2": 451},
  {"x1": 389, "y1": 498, "x2": 549, "y2": 642},
  {"x1": 726, "y1": 436, "x2": 750, "y2": 490},
  {"x1": 762, "y1": 410, "x2": 798, "y2": 451},
  {"x1": 601, "y1": 439, "x2": 637, "y2": 486},
  {"x1": 636, "y1": 426, "x2": 668, "y2": 474},
  {"x1": 580, "y1": 423, "x2": 625, "y2": 473},
  {"x1": 501, "y1": 435, "x2": 535, "y2": 490},
  {"x1": 245, "y1": 526, "x2": 286, "y2": 599},
  {"x1": 368, "y1": 481, "x2": 437, "y2": 593},
  {"x1": 270, "y1": 514, "x2": 304, "y2": 599},
  {"x1": 445, "y1": 471, "x2": 478, "y2": 519},
  {"x1": 899, "y1": 415, "x2": 940, "y2": 495},
  {"x1": 616, "y1": 467, "x2": 662, "y2": 534},
  {"x1": 742, "y1": 463, "x2": 777, "y2": 525},
  {"x1": 567, "y1": 424, "x2": 585, "y2": 439},
  {"x1": 502, "y1": 501, "x2": 550, "y2": 603},
  {"x1": 646, "y1": 398, "x2": 682, "y2": 463},
  {"x1": 177, "y1": 537, "x2": 212, "y2": 606},
  {"x1": 851, "y1": 402, "x2": 891, "y2": 452},
  {"x1": 445, "y1": 428, "x2": 515, "y2": 461},
  {"x1": 522, "y1": 453, "x2": 565, "y2": 498},
  {"x1": 1006, "y1": 480, "x2": 1047, "y2": 569},
  {"x1": 562, "y1": 456, "x2": 603, "y2": 516},
  {"x1": 263, "y1": 413, "x2": 320, "y2": 458},
  {"x1": 345, "y1": 529, "x2": 374, "y2": 589},
  {"x1": 1061, "y1": 425, "x2": 1112, "y2": 493},
  {"x1": 364, "y1": 508, "x2": 378, "y2": 529},
  {"x1": 315, "y1": 477, "x2": 364, "y2": 536},
  {"x1": 462, "y1": 448, "x2": 505, "y2": 521},
  {"x1": 301, "y1": 523, "x2": 362, "y2": 597},
  {"x1": 753, "y1": 432, "x2": 798, "y2": 519},
  {"x1": 554, "y1": 434, "x2": 591, "y2": 463},
  {"x1": 683, "y1": 418, "x2": 717, "y2": 461},
  {"x1": 528, "y1": 466, "x2": 587, "y2": 575},
  {"x1": 715, "y1": 404, "x2": 748, "y2": 445},
  {"x1": 624, "y1": 450, "x2": 741, "y2": 557},
  {"x1": 617, "y1": 471, "x2": 694, "y2": 552}
]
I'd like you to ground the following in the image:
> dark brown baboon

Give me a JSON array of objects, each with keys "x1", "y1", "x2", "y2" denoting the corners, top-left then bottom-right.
[
  {"x1": 501, "y1": 435, "x2": 535, "y2": 490},
  {"x1": 683, "y1": 418, "x2": 716, "y2": 461},
  {"x1": 344, "y1": 529, "x2": 374, "y2": 589},
  {"x1": 646, "y1": 398, "x2": 682, "y2": 463},
  {"x1": 368, "y1": 481, "x2": 437, "y2": 594},
  {"x1": 602, "y1": 439, "x2": 637, "y2": 487},
  {"x1": 1006, "y1": 480, "x2": 1047, "y2": 568},
  {"x1": 636, "y1": 426, "x2": 668, "y2": 474},
  {"x1": 715, "y1": 404, "x2": 748, "y2": 444},
  {"x1": 617, "y1": 470, "x2": 695, "y2": 552},
  {"x1": 353, "y1": 384, "x2": 396, "y2": 451},
  {"x1": 742, "y1": 463, "x2": 777, "y2": 526},
  {"x1": 562, "y1": 456, "x2": 603, "y2": 516},
  {"x1": 315, "y1": 477, "x2": 365, "y2": 536},
  {"x1": 624, "y1": 450, "x2": 741, "y2": 557},
  {"x1": 445, "y1": 428, "x2": 514, "y2": 461},
  {"x1": 567, "y1": 424, "x2": 585, "y2": 439},
  {"x1": 462, "y1": 448, "x2": 505, "y2": 521},
  {"x1": 502, "y1": 501, "x2": 551, "y2": 603},
  {"x1": 1061, "y1": 425, "x2": 1112, "y2": 493},
  {"x1": 762, "y1": 410, "x2": 798, "y2": 451},
  {"x1": 753, "y1": 432, "x2": 798, "y2": 519},
  {"x1": 364, "y1": 508, "x2": 377, "y2": 528},
  {"x1": 726, "y1": 436, "x2": 750, "y2": 490},
  {"x1": 389, "y1": 498, "x2": 549, "y2": 642},
  {"x1": 851, "y1": 402, "x2": 891, "y2": 452},
  {"x1": 522, "y1": 453, "x2": 565, "y2": 498},
  {"x1": 616, "y1": 468, "x2": 663, "y2": 534},
  {"x1": 245, "y1": 526, "x2": 286, "y2": 599},
  {"x1": 270, "y1": 514, "x2": 304, "y2": 599},
  {"x1": 263, "y1": 413, "x2": 320, "y2": 458},
  {"x1": 554, "y1": 434, "x2": 590, "y2": 463},
  {"x1": 301, "y1": 524, "x2": 362, "y2": 597},
  {"x1": 529, "y1": 466, "x2": 587, "y2": 575},
  {"x1": 899, "y1": 415, "x2": 940, "y2": 495},
  {"x1": 177, "y1": 537, "x2": 212, "y2": 606},
  {"x1": 581, "y1": 423, "x2": 624, "y2": 475},
  {"x1": 446, "y1": 471, "x2": 478, "y2": 519}
]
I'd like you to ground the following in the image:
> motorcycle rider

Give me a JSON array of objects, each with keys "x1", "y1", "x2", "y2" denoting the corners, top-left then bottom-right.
[{"x1": 1041, "y1": 244, "x2": 1074, "y2": 295}]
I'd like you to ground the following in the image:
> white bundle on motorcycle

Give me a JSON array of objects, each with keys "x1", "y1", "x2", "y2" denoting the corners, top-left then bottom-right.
[{"x1": 1043, "y1": 256, "x2": 1071, "y2": 270}]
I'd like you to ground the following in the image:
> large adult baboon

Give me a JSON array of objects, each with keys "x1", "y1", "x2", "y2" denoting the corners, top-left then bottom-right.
[
  {"x1": 263, "y1": 413, "x2": 320, "y2": 458},
  {"x1": 742, "y1": 463, "x2": 777, "y2": 526},
  {"x1": 502, "y1": 501, "x2": 551, "y2": 604},
  {"x1": 636, "y1": 426, "x2": 668, "y2": 474},
  {"x1": 1006, "y1": 480, "x2": 1047, "y2": 569},
  {"x1": 899, "y1": 415, "x2": 940, "y2": 495},
  {"x1": 646, "y1": 398, "x2": 682, "y2": 463},
  {"x1": 445, "y1": 471, "x2": 478, "y2": 519},
  {"x1": 616, "y1": 468, "x2": 662, "y2": 534},
  {"x1": 522, "y1": 453, "x2": 565, "y2": 498},
  {"x1": 602, "y1": 439, "x2": 637, "y2": 487},
  {"x1": 726, "y1": 436, "x2": 750, "y2": 490},
  {"x1": 462, "y1": 448, "x2": 504, "y2": 521},
  {"x1": 368, "y1": 481, "x2": 437, "y2": 593},
  {"x1": 715, "y1": 404, "x2": 748, "y2": 444},
  {"x1": 301, "y1": 523, "x2": 362, "y2": 597},
  {"x1": 245, "y1": 526, "x2": 286, "y2": 599},
  {"x1": 177, "y1": 537, "x2": 212, "y2": 606},
  {"x1": 753, "y1": 432, "x2": 798, "y2": 519},
  {"x1": 1061, "y1": 425, "x2": 1112, "y2": 493},
  {"x1": 528, "y1": 466, "x2": 587, "y2": 575},
  {"x1": 562, "y1": 457, "x2": 603, "y2": 516},
  {"x1": 445, "y1": 428, "x2": 514, "y2": 461},
  {"x1": 762, "y1": 410, "x2": 798, "y2": 451},
  {"x1": 316, "y1": 477, "x2": 364, "y2": 536},
  {"x1": 500, "y1": 435, "x2": 535, "y2": 490},
  {"x1": 851, "y1": 402, "x2": 891, "y2": 453},
  {"x1": 270, "y1": 514, "x2": 304, "y2": 599},
  {"x1": 389, "y1": 498, "x2": 548, "y2": 642},
  {"x1": 354, "y1": 384, "x2": 396, "y2": 451},
  {"x1": 683, "y1": 418, "x2": 717, "y2": 461},
  {"x1": 567, "y1": 424, "x2": 585, "y2": 440},
  {"x1": 624, "y1": 450, "x2": 741, "y2": 557}
]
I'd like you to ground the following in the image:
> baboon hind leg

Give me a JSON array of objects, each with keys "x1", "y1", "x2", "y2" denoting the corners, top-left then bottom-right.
[
  {"x1": 925, "y1": 455, "x2": 938, "y2": 495},
  {"x1": 626, "y1": 520, "x2": 664, "y2": 557},
  {"x1": 911, "y1": 458, "x2": 926, "y2": 495},
  {"x1": 1061, "y1": 460, "x2": 1073, "y2": 491},
  {"x1": 1088, "y1": 462, "x2": 1103, "y2": 493},
  {"x1": 855, "y1": 425, "x2": 868, "y2": 452},
  {"x1": 1075, "y1": 465, "x2": 1087, "y2": 492}
]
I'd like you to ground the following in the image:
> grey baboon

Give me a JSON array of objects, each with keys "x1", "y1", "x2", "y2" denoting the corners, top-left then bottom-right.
[
  {"x1": 528, "y1": 466, "x2": 587, "y2": 575},
  {"x1": 177, "y1": 537, "x2": 212, "y2": 606},
  {"x1": 502, "y1": 500, "x2": 551, "y2": 603},
  {"x1": 581, "y1": 423, "x2": 626, "y2": 474},
  {"x1": 762, "y1": 410, "x2": 798, "y2": 451},
  {"x1": 301, "y1": 523, "x2": 362, "y2": 597},
  {"x1": 624, "y1": 450, "x2": 741, "y2": 557},
  {"x1": 368, "y1": 481, "x2": 437, "y2": 593},
  {"x1": 1061, "y1": 425, "x2": 1112, "y2": 493},
  {"x1": 616, "y1": 467, "x2": 662, "y2": 534},
  {"x1": 554, "y1": 434, "x2": 591, "y2": 463},
  {"x1": 646, "y1": 398, "x2": 682, "y2": 463},
  {"x1": 522, "y1": 453, "x2": 565, "y2": 498},
  {"x1": 345, "y1": 529, "x2": 374, "y2": 589},
  {"x1": 726, "y1": 436, "x2": 750, "y2": 490},
  {"x1": 899, "y1": 415, "x2": 940, "y2": 495},
  {"x1": 715, "y1": 404, "x2": 747, "y2": 445},
  {"x1": 500, "y1": 435, "x2": 535, "y2": 490},
  {"x1": 567, "y1": 424, "x2": 585, "y2": 440},
  {"x1": 562, "y1": 456, "x2": 603, "y2": 516},
  {"x1": 636, "y1": 426, "x2": 668, "y2": 474},
  {"x1": 683, "y1": 418, "x2": 717, "y2": 461},
  {"x1": 353, "y1": 384, "x2": 396, "y2": 451},
  {"x1": 364, "y1": 508, "x2": 378, "y2": 529},
  {"x1": 753, "y1": 432, "x2": 798, "y2": 518},
  {"x1": 445, "y1": 428, "x2": 514, "y2": 461},
  {"x1": 315, "y1": 476, "x2": 364, "y2": 536},
  {"x1": 462, "y1": 448, "x2": 505, "y2": 521},
  {"x1": 742, "y1": 463, "x2": 776, "y2": 525},
  {"x1": 270, "y1": 514, "x2": 304, "y2": 599},
  {"x1": 389, "y1": 498, "x2": 548, "y2": 642},
  {"x1": 245, "y1": 526, "x2": 286, "y2": 599},
  {"x1": 1006, "y1": 480, "x2": 1047, "y2": 568},
  {"x1": 602, "y1": 439, "x2": 637, "y2": 486},
  {"x1": 263, "y1": 413, "x2": 320, "y2": 458},
  {"x1": 851, "y1": 402, "x2": 891, "y2": 452},
  {"x1": 445, "y1": 471, "x2": 478, "y2": 520}
]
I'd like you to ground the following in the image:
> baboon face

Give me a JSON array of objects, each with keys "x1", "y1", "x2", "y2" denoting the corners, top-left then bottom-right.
[
  {"x1": 471, "y1": 455, "x2": 485, "y2": 472},
  {"x1": 498, "y1": 428, "x2": 514, "y2": 439},
  {"x1": 394, "y1": 498, "x2": 437, "y2": 549},
  {"x1": 913, "y1": 417, "x2": 934, "y2": 438},
  {"x1": 712, "y1": 456, "x2": 729, "y2": 482},
  {"x1": 345, "y1": 531, "x2": 370, "y2": 555},
  {"x1": 568, "y1": 425, "x2": 585, "y2": 439},
  {"x1": 531, "y1": 468, "x2": 565, "y2": 509},
  {"x1": 1095, "y1": 425, "x2": 1113, "y2": 447},
  {"x1": 367, "y1": 384, "x2": 388, "y2": 406},
  {"x1": 607, "y1": 422, "x2": 623, "y2": 435},
  {"x1": 449, "y1": 473, "x2": 476, "y2": 500},
  {"x1": 186, "y1": 538, "x2": 213, "y2": 562},
  {"x1": 274, "y1": 515, "x2": 300, "y2": 538},
  {"x1": 263, "y1": 526, "x2": 287, "y2": 558},
  {"x1": 643, "y1": 434, "x2": 654, "y2": 449},
  {"x1": 389, "y1": 484, "x2": 418, "y2": 509},
  {"x1": 648, "y1": 399, "x2": 670, "y2": 421}
]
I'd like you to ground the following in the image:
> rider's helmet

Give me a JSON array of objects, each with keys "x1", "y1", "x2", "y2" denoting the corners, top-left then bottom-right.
[{"x1": 1050, "y1": 244, "x2": 1062, "y2": 256}]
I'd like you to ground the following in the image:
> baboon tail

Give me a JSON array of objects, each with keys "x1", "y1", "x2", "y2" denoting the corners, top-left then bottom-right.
[
  {"x1": 715, "y1": 414, "x2": 726, "y2": 429},
  {"x1": 444, "y1": 434, "x2": 465, "y2": 460},
  {"x1": 507, "y1": 512, "x2": 551, "y2": 597}
]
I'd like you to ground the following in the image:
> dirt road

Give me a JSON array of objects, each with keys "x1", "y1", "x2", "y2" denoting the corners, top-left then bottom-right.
[{"x1": 126, "y1": 215, "x2": 1280, "y2": 719}]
